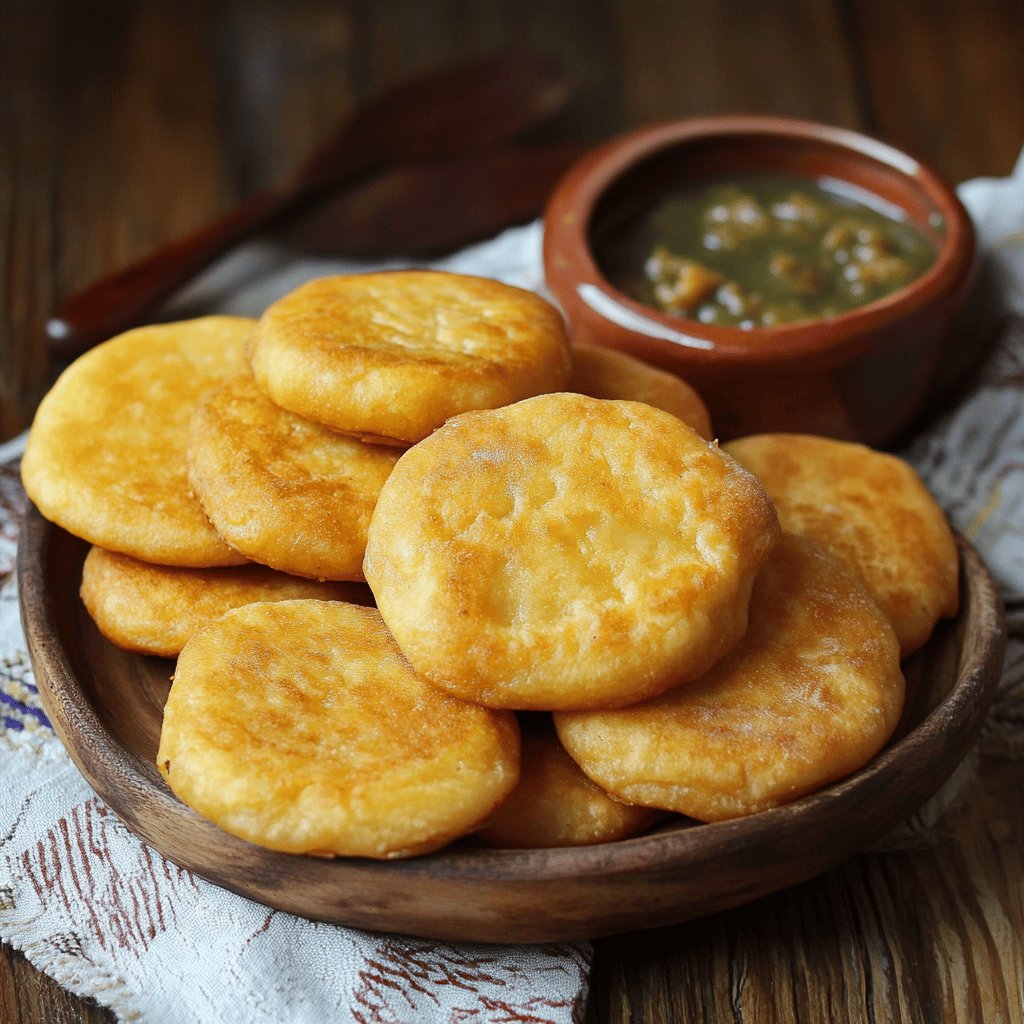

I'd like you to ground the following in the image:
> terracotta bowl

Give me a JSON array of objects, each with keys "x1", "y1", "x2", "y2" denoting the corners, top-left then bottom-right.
[{"x1": 543, "y1": 116, "x2": 975, "y2": 445}]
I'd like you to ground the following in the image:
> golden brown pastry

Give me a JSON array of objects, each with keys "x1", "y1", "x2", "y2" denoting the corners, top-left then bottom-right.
[
  {"x1": 158, "y1": 601, "x2": 520, "y2": 858},
  {"x1": 476, "y1": 715, "x2": 662, "y2": 848},
  {"x1": 723, "y1": 432, "x2": 959, "y2": 655},
  {"x1": 249, "y1": 270, "x2": 572, "y2": 445},
  {"x1": 364, "y1": 392, "x2": 779, "y2": 710},
  {"x1": 555, "y1": 535, "x2": 905, "y2": 821},
  {"x1": 80, "y1": 545, "x2": 372, "y2": 657},
  {"x1": 189, "y1": 375, "x2": 400, "y2": 580},
  {"x1": 22, "y1": 317, "x2": 253, "y2": 567},
  {"x1": 569, "y1": 343, "x2": 713, "y2": 439}
]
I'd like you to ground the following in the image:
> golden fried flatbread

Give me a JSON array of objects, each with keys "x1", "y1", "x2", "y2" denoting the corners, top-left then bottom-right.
[
  {"x1": 249, "y1": 271, "x2": 572, "y2": 445},
  {"x1": 569, "y1": 344, "x2": 713, "y2": 439},
  {"x1": 80, "y1": 546, "x2": 371, "y2": 657},
  {"x1": 158, "y1": 601, "x2": 520, "y2": 859},
  {"x1": 475, "y1": 715, "x2": 662, "y2": 848},
  {"x1": 723, "y1": 433, "x2": 959, "y2": 655},
  {"x1": 188, "y1": 375, "x2": 401, "y2": 580},
  {"x1": 555, "y1": 535, "x2": 905, "y2": 822},
  {"x1": 22, "y1": 317, "x2": 253, "y2": 567},
  {"x1": 364, "y1": 393, "x2": 780, "y2": 710}
]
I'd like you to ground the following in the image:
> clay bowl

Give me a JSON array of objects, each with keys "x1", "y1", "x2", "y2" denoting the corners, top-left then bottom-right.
[{"x1": 543, "y1": 115, "x2": 975, "y2": 445}]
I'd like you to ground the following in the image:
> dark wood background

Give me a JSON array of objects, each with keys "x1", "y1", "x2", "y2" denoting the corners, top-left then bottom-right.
[{"x1": 3, "y1": 1, "x2": 1023, "y2": 1021}]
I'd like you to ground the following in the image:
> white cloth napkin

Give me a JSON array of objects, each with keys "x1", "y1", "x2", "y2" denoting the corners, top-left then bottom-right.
[{"x1": 2, "y1": 148, "x2": 1024, "y2": 1023}]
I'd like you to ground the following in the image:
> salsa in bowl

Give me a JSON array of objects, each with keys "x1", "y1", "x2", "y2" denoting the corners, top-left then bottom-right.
[
  {"x1": 543, "y1": 116, "x2": 974, "y2": 445},
  {"x1": 599, "y1": 173, "x2": 938, "y2": 328}
]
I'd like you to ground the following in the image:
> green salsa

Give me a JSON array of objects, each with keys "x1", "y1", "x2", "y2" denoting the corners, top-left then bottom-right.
[{"x1": 595, "y1": 174, "x2": 939, "y2": 328}]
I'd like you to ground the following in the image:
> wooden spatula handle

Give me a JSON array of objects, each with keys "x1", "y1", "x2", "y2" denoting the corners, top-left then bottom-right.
[{"x1": 45, "y1": 185, "x2": 294, "y2": 361}]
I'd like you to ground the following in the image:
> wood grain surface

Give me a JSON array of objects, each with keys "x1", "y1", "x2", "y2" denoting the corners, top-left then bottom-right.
[{"x1": 4, "y1": 1, "x2": 1024, "y2": 1021}]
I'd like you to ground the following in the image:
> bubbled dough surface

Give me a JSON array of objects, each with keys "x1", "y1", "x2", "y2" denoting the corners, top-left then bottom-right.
[
  {"x1": 364, "y1": 393, "x2": 780, "y2": 710},
  {"x1": 250, "y1": 271, "x2": 572, "y2": 444},
  {"x1": 188, "y1": 375, "x2": 400, "y2": 580},
  {"x1": 555, "y1": 535, "x2": 905, "y2": 822},
  {"x1": 21, "y1": 317, "x2": 253, "y2": 567},
  {"x1": 723, "y1": 433, "x2": 959, "y2": 656},
  {"x1": 157, "y1": 601, "x2": 520, "y2": 859},
  {"x1": 80, "y1": 546, "x2": 372, "y2": 657},
  {"x1": 475, "y1": 716, "x2": 661, "y2": 848},
  {"x1": 569, "y1": 344, "x2": 713, "y2": 440}
]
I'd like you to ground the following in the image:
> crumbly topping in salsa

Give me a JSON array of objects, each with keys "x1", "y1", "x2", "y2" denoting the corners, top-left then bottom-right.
[{"x1": 598, "y1": 175, "x2": 938, "y2": 328}]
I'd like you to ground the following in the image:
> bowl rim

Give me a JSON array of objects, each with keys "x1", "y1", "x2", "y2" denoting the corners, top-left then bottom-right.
[{"x1": 543, "y1": 114, "x2": 976, "y2": 367}]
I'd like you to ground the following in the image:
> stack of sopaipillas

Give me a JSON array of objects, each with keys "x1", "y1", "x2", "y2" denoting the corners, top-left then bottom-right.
[{"x1": 21, "y1": 268, "x2": 957, "y2": 857}]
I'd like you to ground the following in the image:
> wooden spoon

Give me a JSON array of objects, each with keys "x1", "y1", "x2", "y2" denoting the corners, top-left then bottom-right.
[
  {"x1": 290, "y1": 143, "x2": 589, "y2": 258},
  {"x1": 47, "y1": 51, "x2": 570, "y2": 360}
]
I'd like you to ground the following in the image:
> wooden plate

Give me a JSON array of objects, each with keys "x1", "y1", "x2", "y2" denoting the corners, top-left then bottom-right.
[{"x1": 18, "y1": 506, "x2": 1005, "y2": 943}]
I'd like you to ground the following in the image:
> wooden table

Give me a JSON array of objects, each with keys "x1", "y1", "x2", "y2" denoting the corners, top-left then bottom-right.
[{"x1": 3, "y1": 2, "x2": 1022, "y2": 1021}]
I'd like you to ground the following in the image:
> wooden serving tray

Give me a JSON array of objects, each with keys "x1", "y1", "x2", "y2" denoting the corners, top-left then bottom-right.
[{"x1": 17, "y1": 506, "x2": 1006, "y2": 943}]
